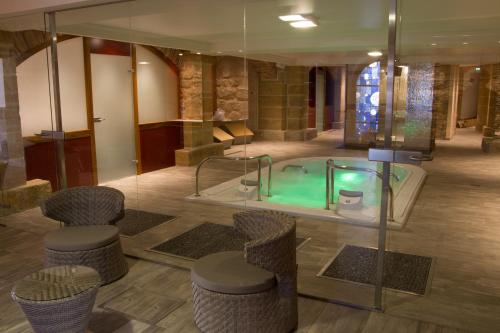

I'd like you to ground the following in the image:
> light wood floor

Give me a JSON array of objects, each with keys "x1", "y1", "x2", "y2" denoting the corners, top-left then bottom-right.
[{"x1": 0, "y1": 128, "x2": 497, "y2": 332}]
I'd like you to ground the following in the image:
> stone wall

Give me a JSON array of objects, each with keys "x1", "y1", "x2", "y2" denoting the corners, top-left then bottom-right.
[
  {"x1": 477, "y1": 63, "x2": 500, "y2": 136},
  {"x1": 0, "y1": 33, "x2": 27, "y2": 189},
  {"x1": 216, "y1": 56, "x2": 248, "y2": 121},
  {"x1": 249, "y1": 61, "x2": 311, "y2": 141},
  {"x1": 180, "y1": 54, "x2": 204, "y2": 120},
  {"x1": 176, "y1": 53, "x2": 223, "y2": 166},
  {"x1": 431, "y1": 64, "x2": 460, "y2": 140},
  {"x1": 493, "y1": 65, "x2": 500, "y2": 130}
]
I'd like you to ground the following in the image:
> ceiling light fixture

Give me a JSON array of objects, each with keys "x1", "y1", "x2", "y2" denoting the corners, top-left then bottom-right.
[
  {"x1": 368, "y1": 51, "x2": 383, "y2": 57},
  {"x1": 462, "y1": 42, "x2": 469, "y2": 45},
  {"x1": 196, "y1": 52, "x2": 201, "y2": 55},
  {"x1": 290, "y1": 20, "x2": 317, "y2": 29},
  {"x1": 138, "y1": 61, "x2": 149, "y2": 65},
  {"x1": 431, "y1": 43, "x2": 437, "y2": 46},
  {"x1": 279, "y1": 14, "x2": 307, "y2": 22},
  {"x1": 178, "y1": 53, "x2": 183, "y2": 56}
]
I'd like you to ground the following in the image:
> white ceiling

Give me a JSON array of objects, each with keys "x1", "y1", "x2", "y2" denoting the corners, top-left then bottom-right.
[{"x1": 2, "y1": 0, "x2": 500, "y2": 65}]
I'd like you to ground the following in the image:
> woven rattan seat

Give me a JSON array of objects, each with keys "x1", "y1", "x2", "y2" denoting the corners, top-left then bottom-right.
[
  {"x1": 191, "y1": 251, "x2": 276, "y2": 294},
  {"x1": 44, "y1": 225, "x2": 119, "y2": 252},
  {"x1": 191, "y1": 210, "x2": 298, "y2": 333}
]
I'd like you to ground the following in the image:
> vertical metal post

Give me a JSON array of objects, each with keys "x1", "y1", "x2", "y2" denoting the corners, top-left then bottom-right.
[
  {"x1": 48, "y1": 12, "x2": 67, "y2": 189},
  {"x1": 374, "y1": 0, "x2": 397, "y2": 311},
  {"x1": 257, "y1": 159, "x2": 262, "y2": 201},
  {"x1": 330, "y1": 167, "x2": 335, "y2": 203},
  {"x1": 325, "y1": 162, "x2": 330, "y2": 210}
]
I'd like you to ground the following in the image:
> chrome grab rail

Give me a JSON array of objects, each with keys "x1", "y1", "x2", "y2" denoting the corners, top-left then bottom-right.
[
  {"x1": 195, "y1": 154, "x2": 272, "y2": 201},
  {"x1": 326, "y1": 159, "x2": 394, "y2": 221},
  {"x1": 281, "y1": 164, "x2": 308, "y2": 174}
]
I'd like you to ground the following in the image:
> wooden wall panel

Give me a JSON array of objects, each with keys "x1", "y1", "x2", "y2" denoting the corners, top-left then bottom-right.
[
  {"x1": 24, "y1": 135, "x2": 93, "y2": 191},
  {"x1": 139, "y1": 122, "x2": 182, "y2": 173}
]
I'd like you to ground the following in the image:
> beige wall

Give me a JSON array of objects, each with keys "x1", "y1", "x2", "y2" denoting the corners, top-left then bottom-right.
[
  {"x1": 17, "y1": 37, "x2": 87, "y2": 136},
  {"x1": 136, "y1": 45, "x2": 178, "y2": 124}
]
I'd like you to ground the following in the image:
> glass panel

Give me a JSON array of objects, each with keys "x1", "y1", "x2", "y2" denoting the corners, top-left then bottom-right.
[
  {"x1": 386, "y1": 0, "x2": 500, "y2": 330},
  {"x1": 243, "y1": 0, "x2": 390, "y2": 308},
  {"x1": 0, "y1": 13, "x2": 61, "y2": 219}
]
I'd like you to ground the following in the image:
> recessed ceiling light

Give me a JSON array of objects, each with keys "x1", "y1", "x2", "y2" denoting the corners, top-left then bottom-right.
[
  {"x1": 431, "y1": 43, "x2": 437, "y2": 46},
  {"x1": 290, "y1": 20, "x2": 317, "y2": 28},
  {"x1": 279, "y1": 14, "x2": 307, "y2": 22},
  {"x1": 368, "y1": 51, "x2": 383, "y2": 57},
  {"x1": 462, "y1": 42, "x2": 469, "y2": 45},
  {"x1": 138, "y1": 61, "x2": 149, "y2": 65}
]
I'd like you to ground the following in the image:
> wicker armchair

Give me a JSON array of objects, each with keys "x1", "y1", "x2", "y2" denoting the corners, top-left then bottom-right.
[
  {"x1": 41, "y1": 186, "x2": 128, "y2": 285},
  {"x1": 40, "y1": 186, "x2": 125, "y2": 226},
  {"x1": 191, "y1": 210, "x2": 297, "y2": 333}
]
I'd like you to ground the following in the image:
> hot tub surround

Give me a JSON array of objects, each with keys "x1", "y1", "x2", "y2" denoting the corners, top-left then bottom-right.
[{"x1": 188, "y1": 156, "x2": 426, "y2": 229}]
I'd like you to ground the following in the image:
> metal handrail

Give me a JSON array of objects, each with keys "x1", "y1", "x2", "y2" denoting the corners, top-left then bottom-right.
[
  {"x1": 281, "y1": 164, "x2": 308, "y2": 174},
  {"x1": 195, "y1": 154, "x2": 272, "y2": 201},
  {"x1": 326, "y1": 159, "x2": 395, "y2": 221}
]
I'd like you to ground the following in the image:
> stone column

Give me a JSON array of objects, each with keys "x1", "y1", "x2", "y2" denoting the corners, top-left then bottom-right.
[
  {"x1": 254, "y1": 62, "x2": 313, "y2": 141},
  {"x1": 175, "y1": 54, "x2": 223, "y2": 166},
  {"x1": 0, "y1": 37, "x2": 27, "y2": 189}
]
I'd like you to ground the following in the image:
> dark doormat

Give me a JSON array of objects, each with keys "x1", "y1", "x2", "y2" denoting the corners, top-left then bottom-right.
[
  {"x1": 116, "y1": 209, "x2": 176, "y2": 237},
  {"x1": 149, "y1": 222, "x2": 307, "y2": 260},
  {"x1": 318, "y1": 245, "x2": 433, "y2": 295}
]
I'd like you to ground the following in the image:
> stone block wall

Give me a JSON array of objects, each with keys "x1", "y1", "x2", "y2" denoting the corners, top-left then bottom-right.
[
  {"x1": 431, "y1": 64, "x2": 460, "y2": 141},
  {"x1": 176, "y1": 54, "x2": 223, "y2": 166},
  {"x1": 180, "y1": 54, "x2": 204, "y2": 120},
  {"x1": 216, "y1": 56, "x2": 248, "y2": 121},
  {"x1": 0, "y1": 34, "x2": 27, "y2": 189},
  {"x1": 286, "y1": 66, "x2": 309, "y2": 131},
  {"x1": 250, "y1": 61, "x2": 310, "y2": 141},
  {"x1": 477, "y1": 63, "x2": 500, "y2": 136}
]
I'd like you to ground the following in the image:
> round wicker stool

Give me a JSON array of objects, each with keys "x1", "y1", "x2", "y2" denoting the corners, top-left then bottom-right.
[
  {"x1": 11, "y1": 265, "x2": 100, "y2": 333},
  {"x1": 44, "y1": 225, "x2": 128, "y2": 285}
]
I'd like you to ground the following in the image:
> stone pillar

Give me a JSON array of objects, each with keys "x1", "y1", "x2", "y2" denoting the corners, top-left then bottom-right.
[
  {"x1": 216, "y1": 56, "x2": 248, "y2": 120},
  {"x1": 175, "y1": 54, "x2": 223, "y2": 166},
  {"x1": 254, "y1": 62, "x2": 313, "y2": 141},
  {"x1": 431, "y1": 64, "x2": 460, "y2": 140},
  {"x1": 0, "y1": 37, "x2": 27, "y2": 189}
]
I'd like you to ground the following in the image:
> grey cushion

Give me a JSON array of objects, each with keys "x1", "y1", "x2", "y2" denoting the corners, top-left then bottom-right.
[
  {"x1": 44, "y1": 225, "x2": 119, "y2": 251},
  {"x1": 191, "y1": 251, "x2": 276, "y2": 295}
]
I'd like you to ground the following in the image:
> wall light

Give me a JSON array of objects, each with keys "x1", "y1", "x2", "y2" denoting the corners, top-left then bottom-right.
[
  {"x1": 290, "y1": 20, "x2": 317, "y2": 28},
  {"x1": 178, "y1": 53, "x2": 183, "y2": 56},
  {"x1": 368, "y1": 51, "x2": 383, "y2": 57},
  {"x1": 279, "y1": 14, "x2": 306, "y2": 22}
]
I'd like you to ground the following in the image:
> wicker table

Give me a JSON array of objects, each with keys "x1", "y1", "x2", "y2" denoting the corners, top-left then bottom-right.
[{"x1": 11, "y1": 265, "x2": 100, "y2": 333}]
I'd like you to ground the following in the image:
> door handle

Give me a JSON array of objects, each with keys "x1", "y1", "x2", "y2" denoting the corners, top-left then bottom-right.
[{"x1": 93, "y1": 117, "x2": 105, "y2": 123}]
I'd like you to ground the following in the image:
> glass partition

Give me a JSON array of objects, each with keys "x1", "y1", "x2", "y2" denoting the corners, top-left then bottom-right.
[
  {"x1": 383, "y1": 0, "x2": 500, "y2": 331},
  {"x1": 11, "y1": 0, "x2": 500, "y2": 331}
]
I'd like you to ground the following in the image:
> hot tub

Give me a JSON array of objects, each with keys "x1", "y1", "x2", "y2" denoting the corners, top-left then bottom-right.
[{"x1": 187, "y1": 157, "x2": 426, "y2": 229}]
